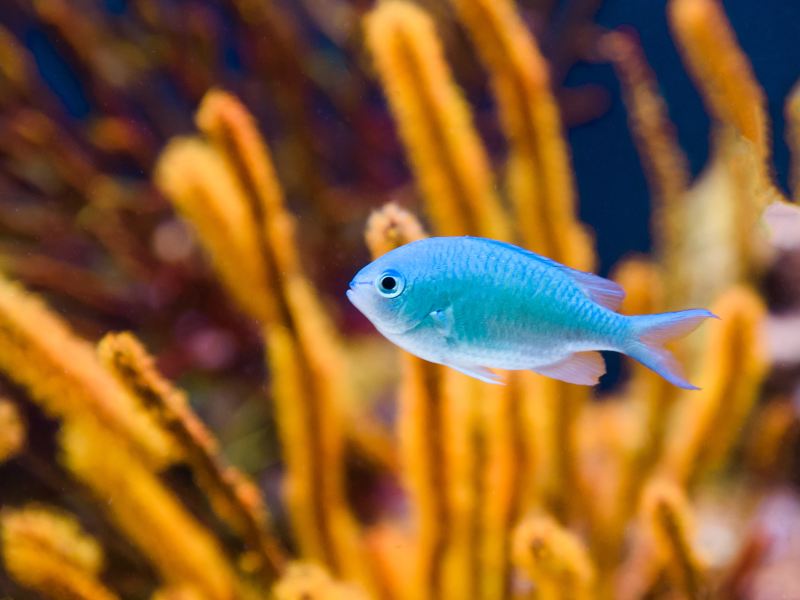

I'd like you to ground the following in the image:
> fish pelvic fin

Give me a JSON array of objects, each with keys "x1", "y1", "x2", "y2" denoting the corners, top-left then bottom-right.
[
  {"x1": 533, "y1": 351, "x2": 606, "y2": 385},
  {"x1": 626, "y1": 309, "x2": 718, "y2": 390}
]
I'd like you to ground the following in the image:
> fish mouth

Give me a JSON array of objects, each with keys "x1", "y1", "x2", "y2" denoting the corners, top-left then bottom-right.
[{"x1": 349, "y1": 278, "x2": 370, "y2": 287}]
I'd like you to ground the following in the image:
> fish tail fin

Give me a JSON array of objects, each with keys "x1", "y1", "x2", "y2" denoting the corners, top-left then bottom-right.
[{"x1": 626, "y1": 309, "x2": 718, "y2": 390}]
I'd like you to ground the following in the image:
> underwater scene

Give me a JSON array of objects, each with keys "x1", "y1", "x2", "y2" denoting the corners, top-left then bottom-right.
[{"x1": 1, "y1": 0, "x2": 800, "y2": 598}]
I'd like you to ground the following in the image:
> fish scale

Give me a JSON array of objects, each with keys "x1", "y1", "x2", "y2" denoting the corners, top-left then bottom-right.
[{"x1": 348, "y1": 236, "x2": 715, "y2": 388}]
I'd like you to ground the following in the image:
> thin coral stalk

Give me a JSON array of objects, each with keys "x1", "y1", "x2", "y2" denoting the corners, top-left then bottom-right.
[
  {"x1": 602, "y1": 32, "x2": 692, "y2": 306},
  {"x1": 614, "y1": 259, "x2": 676, "y2": 497},
  {"x1": 157, "y1": 93, "x2": 375, "y2": 591},
  {"x1": 641, "y1": 479, "x2": 708, "y2": 600},
  {"x1": 60, "y1": 420, "x2": 239, "y2": 600},
  {"x1": 1, "y1": 505, "x2": 119, "y2": 600},
  {"x1": 590, "y1": 260, "x2": 675, "y2": 573},
  {"x1": 0, "y1": 276, "x2": 173, "y2": 467},
  {"x1": 479, "y1": 378, "x2": 528, "y2": 600},
  {"x1": 0, "y1": 398, "x2": 25, "y2": 463},
  {"x1": 668, "y1": 0, "x2": 768, "y2": 159},
  {"x1": 786, "y1": 81, "x2": 800, "y2": 201},
  {"x1": 272, "y1": 563, "x2": 370, "y2": 600},
  {"x1": 365, "y1": 204, "x2": 446, "y2": 600},
  {"x1": 449, "y1": 0, "x2": 590, "y2": 267},
  {"x1": 191, "y1": 91, "x2": 376, "y2": 581},
  {"x1": 512, "y1": 514, "x2": 596, "y2": 600},
  {"x1": 97, "y1": 332, "x2": 286, "y2": 583},
  {"x1": 440, "y1": 372, "x2": 484, "y2": 600},
  {"x1": 364, "y1": 1, "x2": 510, "y2": 239},
  {"x1": 450, "y1": 0, "x2": 593, "y2": 533},
  {"x1": 662, "y1": 286, "x2": 766, "y2": 485},
  {"x1": 155, "y1": 138, "x2": 275, "y2": 324}
]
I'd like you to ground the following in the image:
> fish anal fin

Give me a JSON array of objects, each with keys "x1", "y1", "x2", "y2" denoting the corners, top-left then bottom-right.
[
  {"x1": 533, "y1": 351, "x2": 606, "y2": 386},
  {"x1": 447, "y1": 362, "x2": 504, "y2": 385},
  {"x1": 569, "y1": 271, "x2": 625, "y2": 311}
]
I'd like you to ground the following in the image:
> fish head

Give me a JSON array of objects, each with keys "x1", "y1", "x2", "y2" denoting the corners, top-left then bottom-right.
[{"x1": 347, "y1": 245, "x2": 436, "y2": 335}]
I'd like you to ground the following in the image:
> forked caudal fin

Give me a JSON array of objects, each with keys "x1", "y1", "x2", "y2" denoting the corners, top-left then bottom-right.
[{"x1": 626, "y1": 309, "x2": 718, "y2": 390}]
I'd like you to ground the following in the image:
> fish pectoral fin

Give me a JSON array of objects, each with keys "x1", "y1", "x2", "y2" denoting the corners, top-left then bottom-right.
[
  {"x1": 447, "y1": 362, "x2": 504, "y2": 385},
  {"x1": 429, "y1": 307, "x2": 454, "y2": 338},
  {"x1": 533, "y1": 351, "x2": 605, "y2": 386}
]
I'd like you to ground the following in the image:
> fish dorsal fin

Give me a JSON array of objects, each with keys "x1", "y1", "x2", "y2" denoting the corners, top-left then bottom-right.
[
  {"x1": 459, "y1": 236, "x2": 625, "y2": 310},
  {"x1": 533, "y1": 351, "x2": 606, "y2": 385},
  {"x1": 567, "y1": 270, "x2": 625, "y2": 311}
]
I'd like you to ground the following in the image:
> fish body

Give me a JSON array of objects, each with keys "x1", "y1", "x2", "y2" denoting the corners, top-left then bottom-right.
[{"x1": 347, "y1": 236, "x2": 715, "y2": 388}]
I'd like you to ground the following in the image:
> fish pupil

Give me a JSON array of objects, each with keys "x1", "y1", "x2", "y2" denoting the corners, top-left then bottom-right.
[{"x1": 380, "y1": 276, "x2": 397, "y2": 291}]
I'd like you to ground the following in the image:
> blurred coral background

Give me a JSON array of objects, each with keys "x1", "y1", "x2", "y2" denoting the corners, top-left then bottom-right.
[{"x1": 1, "y1": 0, "x2": 800, "y2": 599}]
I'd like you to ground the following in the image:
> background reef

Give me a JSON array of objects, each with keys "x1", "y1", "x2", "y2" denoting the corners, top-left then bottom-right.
[{"x1": 0, "y1": 0, "x2": 800, "y2": 599}]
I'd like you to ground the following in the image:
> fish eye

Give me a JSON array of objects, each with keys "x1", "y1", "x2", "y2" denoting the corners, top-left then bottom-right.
[{"x1": 376, "y1": 271, "x2": 404, "y2": 298}]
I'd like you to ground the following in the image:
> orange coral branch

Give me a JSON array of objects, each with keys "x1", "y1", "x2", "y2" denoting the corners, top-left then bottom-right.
[
  {"x1": 364, "y1": 1, "x2": 510, "y2": 239},
  {"x1": 366, "y1": 204, "x2": 447, "y2": 600},
  {"x1": 662, "y1": 286, "x2": 766, "y2": 485},
  {"x1": 602, "y1": 32, "x2": 692, "y2": 305},
  {"x1": 1, "y1": 505, "x2": 119, "y2": 600},
  {"x1": 786, "y1": 81, "x2": 800, "y2": 201},
  {"x1": 0, "y1": 276, "x2": 173, "y2": 467},
  {"x1": 97, "y1": 331, "x2": 286, "y2": 583},
  {"x1": 272, "y1": 563, "x2": 370, "y2": 600},
  {"x1": 512, "y1": 514, "x2": 596, "y2": 600},
  {"x1": 157, "y1": 91, "x2": 375, "y2": 591},
  {"x1": 668, "y1": 0, "x2": 768, "y2": 158},
  {"x1": 641, "y1": 479, "x2": 708, "y2": 600},
  {"x1": 60, "y1": 420, "x2": 239, "y2": 599},
  {"x1": 0, "y1": 397, "x2": 25, "y2": 463},
  {"x1": 449, "y1": 0, "x2": 589, "y2": 267}
]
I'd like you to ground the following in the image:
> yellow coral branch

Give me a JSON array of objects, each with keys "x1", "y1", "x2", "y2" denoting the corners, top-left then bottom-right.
[
  {"x1": 787, "y1": 81, "x2": 800, "y2": 201},
  {"x1": 668, "y1": 0, "x2": 768, "y2": 158},
  {"x1": 449, "y1": 0, "x2": 589, "y2": 267},
  {"x1": 364, "y1": 1, "x2": 510, "y2": 240},
  {"x1": 157, "y1": 91, "x2": 376, "y2": 591},
  {"x1": 663, "y1": 286, "x2": 766, "y2": 485},
  {"x1": 273, "y1": 563, "x2": 370, "y2": 600},
  {"x1": 97, "y1": 331, "x2": 286, "y2": 582},
  {"x1": 155, "y1": 138, "x2": 275, "y2": 324},
  {"x1": 479, "y1": 378, "x2": 529, "y2": 600},
  {"x1": 602, "y1": 32, "x2": 692, "y2": 305},
  {"x1": 641, "y1": 479, "x2": 707, "y2": 600},
  {"x1": 366, "y1": 204, "x2": 447, "y2": 600},
  {"x1": 0, "y1": 398, "x2": 25, "y2": 463},
  {"x1": 512, "y1": 514, "x2": 596, "y2": 600},
  {"x1": 1, "y1": 505, "x2": 118, "y2": 600},
  {"x1": 60, "y1": 420, "x2": 239, "y2": 600},
  {"x1": 0, "y1": 276, "x2": 173, "y2": 467}
]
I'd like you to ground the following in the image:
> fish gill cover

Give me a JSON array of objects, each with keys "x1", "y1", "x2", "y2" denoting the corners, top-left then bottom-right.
[{"x1": 0, "y1": 0, "x2": 798, "y2": 599}]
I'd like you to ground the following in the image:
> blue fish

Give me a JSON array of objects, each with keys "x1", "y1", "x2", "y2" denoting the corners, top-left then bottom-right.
[{"x1": 347, "y1": 236, "x2": 716, "y2": 388}]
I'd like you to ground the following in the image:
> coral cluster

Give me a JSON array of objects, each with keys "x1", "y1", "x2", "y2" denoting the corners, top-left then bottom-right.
[{"x1": 0, "y1": 0, "x2": 798, "y2": 599}]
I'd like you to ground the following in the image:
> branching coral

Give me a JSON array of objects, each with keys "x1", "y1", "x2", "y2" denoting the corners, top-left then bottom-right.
[
  {"x1": 156, "y1": 90, "x2": 378, "y2": 593},
  {"x1": 1, "y1": 505, "x2": 119, "y2": 600},
  {"x1": 0, "y1": 0, "x2": 797, "y2": 599},
  {"x1": 97, "y1": 331, "x2": 286, "y2": 583},
  {"x1": 512, "y1": 514, "x2": 596, "y2": 600},
  {"x1": 60, "y1": 419, "x2": 240, "y2": 599},
  {"x1": 0, "y1": 398, "x2": 24, "y2": 463},
  {"x1": 0, "y1": 275, "x2": 174, "y2": 468},
  {"x1": 364, "y1": 1, "x2": 509, "y2": 240},
  {"x1": 642, "y1": 479, "x2": 708, "y2": 599}
]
